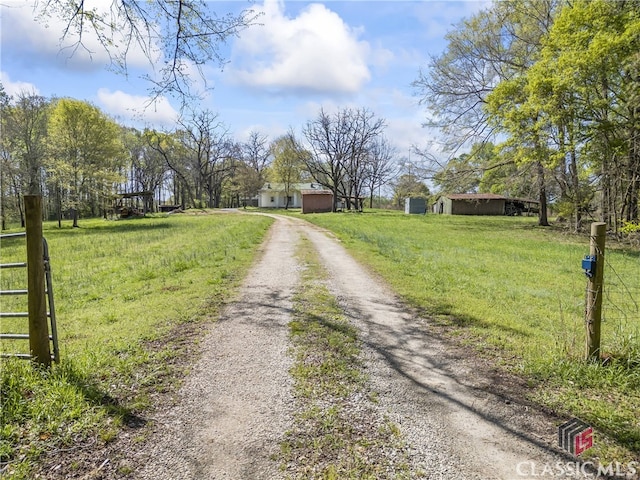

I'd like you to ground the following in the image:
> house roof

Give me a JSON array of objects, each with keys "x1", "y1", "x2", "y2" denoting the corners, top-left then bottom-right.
[
  {"x1": 447, "y1": 193, "x2": 506, "y2": 200},
  {"x1": 300, "y1": 189, "x2": 333, "y2": 195},
  {"x1": 260, "y1": 182, "x2": 326, "y2": 192},
  {"x1": 438, "y1": 193, "x2": 539, "y2": 204}
]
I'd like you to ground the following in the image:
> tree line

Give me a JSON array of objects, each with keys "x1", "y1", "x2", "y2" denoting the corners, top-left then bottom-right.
[
  {"x1": 0, "y1": 88, "x2": 415, "y2": 228},
  {"x1": 414, "y1": 0, "x2": 639, "y2": 232}
]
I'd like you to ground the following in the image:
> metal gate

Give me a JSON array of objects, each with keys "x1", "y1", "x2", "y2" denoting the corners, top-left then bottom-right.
[{"x1": 0, "y1": 232, "x2": 59, "y2": 362}]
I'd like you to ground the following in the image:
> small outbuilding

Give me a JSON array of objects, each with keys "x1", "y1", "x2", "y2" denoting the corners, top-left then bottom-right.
[
  {"x1": 405, "y1": 197, "x2": 427, "y2": 215},
  {"x1": 433, "y1": 193, "x2": 539, "y2": 216},
  {"x1": 301, "y1": 189, "x2": 334, "y2": 214},
  {"x1": 113, "y1": 191, "x2": 153, "y2": 217}
]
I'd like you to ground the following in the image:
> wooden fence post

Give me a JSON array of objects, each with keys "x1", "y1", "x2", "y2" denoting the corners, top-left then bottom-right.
[
  {"x1": 586, "y1": 222, "x2": 606, "y2": 362},
  {"x1": 25, "y1": 195, "x2": 51, "y2": 367}
]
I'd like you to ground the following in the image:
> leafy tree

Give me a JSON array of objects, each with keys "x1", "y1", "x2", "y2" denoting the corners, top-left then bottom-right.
[
  {"x1": 47, "y1": 98, "x2": 125, "y2": 226},
  {"x1": 392, "y1": 174, "x2": 430, "y2": 208},
  {"x1": 528, "y1": 0, "x2": 640, "y2": 228},
  {"x1": 0, "y1": 90, "x2": 50, "y2": 227},
  {"x1": 478, "y1": 159, "x2": 538, "y2": 200},
  {"x1": 270, "y1": 132, "x2": 308, "y2": 209},
  {"x1": 146, "y1": 129, "x2": 194, "y2": 208},
  {"x1": 414, "y1": 0, "x2": 558, "y2": 225},
  {"x1": 2, "y1": 91, "x2": 50, "y2": 195},
  {"x1": 486, "y1": 76, "x2": 553, "y2": 225},
  {"x1": 486, "y1": 0, "x2": 639, "y2": 229},
  {"x1": 432, "y1": 152, "x2": 483, "y2": 195}
]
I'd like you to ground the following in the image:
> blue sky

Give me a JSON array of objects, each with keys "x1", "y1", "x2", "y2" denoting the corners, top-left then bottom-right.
[{"x1": 1, "y1": 0, "x2": 488, "y2": 158}]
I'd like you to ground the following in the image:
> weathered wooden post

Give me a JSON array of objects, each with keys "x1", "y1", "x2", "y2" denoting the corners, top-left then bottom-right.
[
  {"x1": 585, "y1": 222, "x2": 606, "y2": 362},
  {"x1": 24, "y1": 195, "x2": 51, "y2": 367}
]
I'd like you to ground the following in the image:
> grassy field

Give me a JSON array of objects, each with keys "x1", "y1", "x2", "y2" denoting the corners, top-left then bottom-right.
[
  {"x1": 1, "y1": 208, "x2": 638, "y2": 476},
  {"x1": 282, "y1": 210, "x2": 640, "y2": 463},
  {"x1": 0, "y1": 212, "x2": 273, "y2": 479}
]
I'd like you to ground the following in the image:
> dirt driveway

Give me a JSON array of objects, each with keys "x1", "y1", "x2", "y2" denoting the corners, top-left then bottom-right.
[{"x1": 133, "y1": 214, "x2": 589, "y2": 479}]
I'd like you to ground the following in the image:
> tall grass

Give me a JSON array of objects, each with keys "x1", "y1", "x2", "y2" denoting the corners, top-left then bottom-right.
[
  {"x1": 293, "y1": 211, "x2": 640, "y2": 462},
  {"x1": 0, "y1": 212, "x2": 273, "y2": 479}
]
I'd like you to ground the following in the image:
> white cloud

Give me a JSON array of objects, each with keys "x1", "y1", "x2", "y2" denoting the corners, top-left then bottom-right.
[
  {"x1": 413, "y1": 1, "x2": 492, "y2": 40},
  {"x1": 387, "y1": 116, "x2": 432, "y2": 154},
  {"x1": 229, "y1": 0, "x2": 372, "y2": 94},
  {"x1": 96, "y1": 89, "x2": 178, "y2": 127},
  {"x1": 0, "y1": 71, "x2": 40, "y2": 97},
  {"x1": 0, "y1": 2, "x2": 159, "y2": 72}
]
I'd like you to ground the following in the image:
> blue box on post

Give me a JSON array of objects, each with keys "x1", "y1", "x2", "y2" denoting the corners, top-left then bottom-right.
[{"x1": 582, "y1": 255, "x2": 596, "y2": 278}]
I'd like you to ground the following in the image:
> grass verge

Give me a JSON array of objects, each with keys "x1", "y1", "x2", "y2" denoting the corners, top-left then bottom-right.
[
  {"x1": 0, "y1": 212, "x2": 273, "y2": 479},
  {"x1": 285, "y1": 211, "x2": 639, "y2": 465},
  {"x1": 280, "y1": 235, "x2": 414, "y2": 480}
]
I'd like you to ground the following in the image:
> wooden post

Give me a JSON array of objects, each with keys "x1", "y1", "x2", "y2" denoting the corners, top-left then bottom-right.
[
  {"x1": 586, "y1": 222, "x2": 606, "y2": 362},
  {"x1": 25, "y1": 195, "x2": 51, "y2": 367}
]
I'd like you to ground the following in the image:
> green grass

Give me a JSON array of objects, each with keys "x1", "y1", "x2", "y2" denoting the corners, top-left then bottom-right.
[
  {"x1": 281, "y1": 236, "x2": 413, "y2": 479},
  {"x1": 1, "y1": 208, "x2": 638, "y2": 474},
  {"x1": 284, "y1": 210, "x2": 640, "y2": 463},
  {"x1": 0, "y1": 212, "x2": 273, "y2": 479}
]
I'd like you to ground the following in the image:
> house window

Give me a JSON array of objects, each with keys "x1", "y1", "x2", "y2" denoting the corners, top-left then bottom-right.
[
  {"x1": 287, "y1": 196, "x2": 293, "y2": 204},
  {"x1": 270, "y1": 196, "x2": 275, "y2": 203}
]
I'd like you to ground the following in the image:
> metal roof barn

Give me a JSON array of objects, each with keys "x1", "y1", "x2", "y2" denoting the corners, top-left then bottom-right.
[{"x1": 433, "y1": 194, "x2": 539, "y2": 216}]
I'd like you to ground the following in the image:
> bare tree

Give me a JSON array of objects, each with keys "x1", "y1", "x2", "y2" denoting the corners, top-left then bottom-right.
[
  {"x1": 146, "y1": 129, "x2": 195, "y2": 208},
  {"x1": 413, "y1": 0, "x2": 556, "y2": 150},
  {"x1": 344, "y1": 109, "x2": 386, "y2": 211},
  {"x1": 177, "y1": 110, "x2": 236, "y2": 208},
  {"x1": 120, "y1": 127, "x2": 169, "y2": 212},
  {"x1": 238, "y1": 130, "x2": 272, "y2": 203},
  {"x1": 365, "y1": 136, "x2": 399, "y2": 208},
  {"x1": 302, "y1": 107, "x2": 385, "y2": 212},
  {"x1": 242, "y1": 131, "x2": 272, "y2": 176},
  {"x1": 35, "y1": 0, "x2": 260, "y2": 103}
]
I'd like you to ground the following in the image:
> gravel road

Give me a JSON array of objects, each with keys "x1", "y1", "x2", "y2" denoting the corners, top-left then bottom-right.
[{"x1": 133, "y1": 214, "x2": 595, "y2": 480}]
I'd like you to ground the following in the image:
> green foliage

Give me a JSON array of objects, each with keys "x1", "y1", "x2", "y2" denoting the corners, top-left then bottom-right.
[
  {"x1": 485, "y1": 0, "x2": 640, "y2": 227},
  {"x1": 0, "y1": 92, "x2": 50, "y2": 196},
  {"x1": 47, "y1": 98, "x2": 126, "y2": 221},
  {"x1": 621, "y1": 221, "x2": 640, "y2": 235},
  {"x1": 421, "y1": 0, "x2": 639, "y2": 227},
  {"x1": 0, "y1": 213, "x2": 272, "y2": 478},
  {"x1": 391, "y1": 174, "x2": 430, "y2": 207},
  {"x1": 269, "y1": 133, "x2": 308, "y2": 203},
  {"x1": 433, "y1": 142, "x2": 520, "y2": 196}
]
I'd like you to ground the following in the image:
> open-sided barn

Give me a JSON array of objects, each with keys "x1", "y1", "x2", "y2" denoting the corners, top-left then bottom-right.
[{"x1": 433, "y1": 194, "x2": 538, "y2": 216}]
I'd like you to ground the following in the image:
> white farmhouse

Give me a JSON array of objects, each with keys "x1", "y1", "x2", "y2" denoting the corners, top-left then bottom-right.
[{"x1": 258, "y1": 183, "x2": 326, "y2": 208}]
